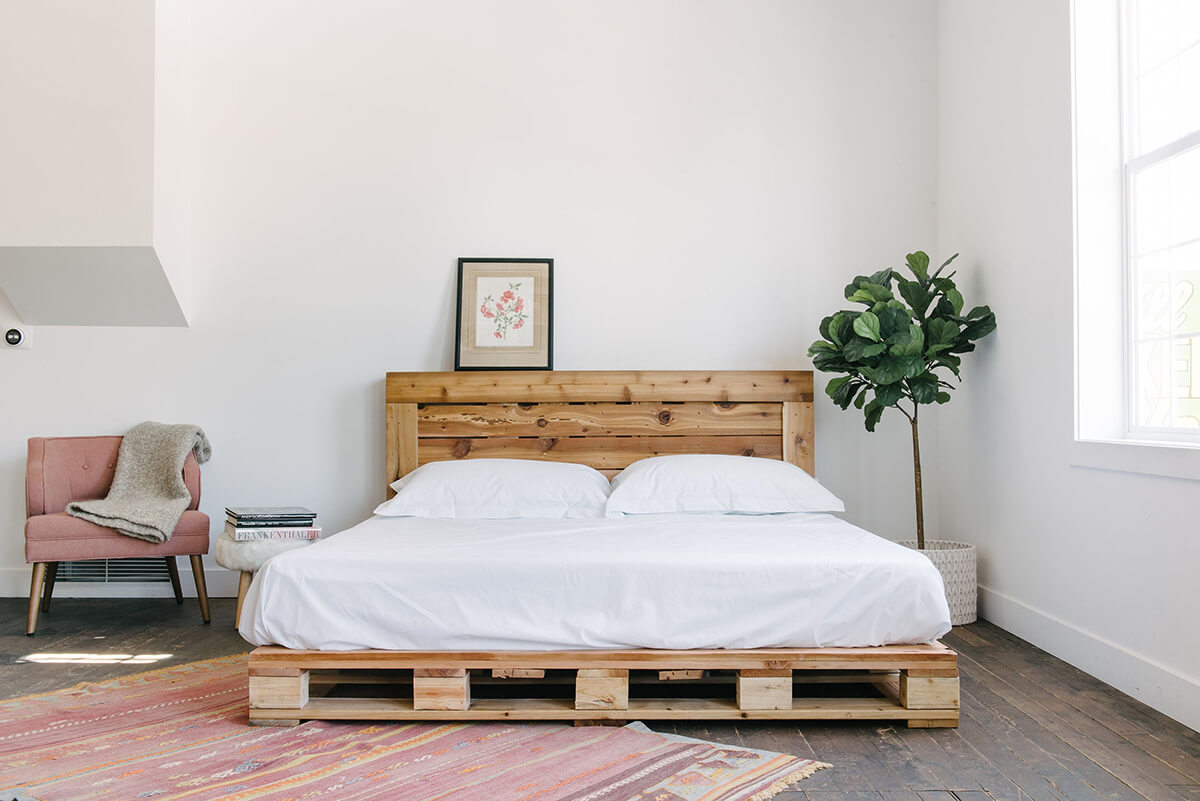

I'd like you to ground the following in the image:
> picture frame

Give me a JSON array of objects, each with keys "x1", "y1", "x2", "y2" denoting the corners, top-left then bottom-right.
[{"x1": 454, "y1": 258, "x2": 553, "y2": 370}]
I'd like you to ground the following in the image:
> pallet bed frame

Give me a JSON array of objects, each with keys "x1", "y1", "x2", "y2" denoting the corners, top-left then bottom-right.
[{"x1": 248, "y1": 370, "x2": 959, "y2": 728}]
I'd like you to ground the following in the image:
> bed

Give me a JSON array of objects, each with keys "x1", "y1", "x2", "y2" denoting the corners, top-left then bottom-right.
[{"x1": 245, "y1": 370, "x2": 960, "y2": 727}]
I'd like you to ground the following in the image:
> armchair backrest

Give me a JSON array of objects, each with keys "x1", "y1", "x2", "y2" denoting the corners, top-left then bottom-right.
[{"x1": 26, "y1": 436, "x2": 201, "y2": 517}]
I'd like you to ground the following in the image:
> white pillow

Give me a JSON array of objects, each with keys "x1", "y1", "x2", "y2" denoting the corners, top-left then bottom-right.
[
  {"x1": 605, "y1": 454, "x2": 844, "y2": 517},
  {"x1": 374, "y1": 458, "x2": 611, "y2": 519}
]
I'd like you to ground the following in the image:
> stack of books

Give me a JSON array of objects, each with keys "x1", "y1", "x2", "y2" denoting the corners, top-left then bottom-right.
[{"x1": 225, "y1": 506, "x2": 320, "y2": 542}]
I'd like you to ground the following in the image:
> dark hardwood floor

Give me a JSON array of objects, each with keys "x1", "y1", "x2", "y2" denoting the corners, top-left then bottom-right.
[{"x1": 1, "y1": 598, "x2": 1196, "y2": 801}]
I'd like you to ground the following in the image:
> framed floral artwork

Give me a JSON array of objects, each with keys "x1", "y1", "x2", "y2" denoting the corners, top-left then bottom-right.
[{"x1": 454, "y1": 258, "x2": 553, "y2": 370}]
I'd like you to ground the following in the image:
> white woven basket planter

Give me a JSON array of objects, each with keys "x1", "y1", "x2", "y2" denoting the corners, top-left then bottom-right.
[{"x1": 899, "y1": 539, "x2": 977, "y2": 626}]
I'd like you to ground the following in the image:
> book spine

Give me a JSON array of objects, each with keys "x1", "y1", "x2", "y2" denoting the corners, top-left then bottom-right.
[
  {"x1": 226, "y1": 514, "x2": 315, "y2": 521},
  {"x1": 230, "y1": 528, "x2": 320, "y2": 541},
  {"x1": 226, "y1": 518, "x2": 316, "y2": 528}
]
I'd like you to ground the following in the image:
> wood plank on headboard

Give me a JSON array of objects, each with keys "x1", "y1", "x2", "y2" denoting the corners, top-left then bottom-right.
[
  {"x1": 416, "y1": 402, "x2": 784, "y2": 437},
  {"x1": 386, "y1": 370, "x2": 812, "y2": 404},
  {"x1": 416, "y1": 435, "x2": 784, "y2": 468},
  {"x1": 385, "y1": 370, "x2": 815, "y2": 495}
]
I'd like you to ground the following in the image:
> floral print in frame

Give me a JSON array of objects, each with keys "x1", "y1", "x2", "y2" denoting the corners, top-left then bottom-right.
[
  {"x1": 476, "y1": 279, "x2": 532, "y2": 346},
  {"x1": 455, "y1": 258, "x2": 553, "y2": 370}
]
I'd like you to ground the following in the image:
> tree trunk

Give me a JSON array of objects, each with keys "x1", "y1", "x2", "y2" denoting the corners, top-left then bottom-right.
[{"x1": 911, "y1": 410, "x2": 924, "y2": 550}]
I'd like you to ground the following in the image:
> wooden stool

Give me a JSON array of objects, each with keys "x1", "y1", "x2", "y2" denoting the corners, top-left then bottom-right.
[{"x1": 214, "y1": 530, "x2": 314, "y2": 628}]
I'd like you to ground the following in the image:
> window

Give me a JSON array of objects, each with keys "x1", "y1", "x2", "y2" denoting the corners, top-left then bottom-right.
[
  {"x1": 1124, "y1": 0, "x2": 1200, "y2": 436},
  {"x1": 1074, "y1": 0, "x2": 1200, "y2": 477}
]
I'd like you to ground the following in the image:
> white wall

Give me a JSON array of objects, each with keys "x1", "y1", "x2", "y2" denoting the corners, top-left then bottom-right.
[
  {"x1": 0, "y1": 1, "x2": 940, "y2": 597},
  {"x1": 0, "y1": 0, "x2": 190, "y2": 327},
  {"x1": 937, "y1": 0, "x2": 1200, "y2": 731},
  {"x1": 154, "y1": 1, "x2": 194, "y2": 319},
  {"x1": 0, "y1": 0, "x2": 155, "y2": 246}
]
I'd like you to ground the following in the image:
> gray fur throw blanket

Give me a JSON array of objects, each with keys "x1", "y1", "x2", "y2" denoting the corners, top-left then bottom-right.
[{"x1": 67, "y1": 422, "x2": 211, "y2": 543}]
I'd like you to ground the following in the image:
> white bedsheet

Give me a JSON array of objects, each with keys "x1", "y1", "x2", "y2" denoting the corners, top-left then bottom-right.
[{"x1": 239, "y1": 513, "x2": 951, "y2": 650}]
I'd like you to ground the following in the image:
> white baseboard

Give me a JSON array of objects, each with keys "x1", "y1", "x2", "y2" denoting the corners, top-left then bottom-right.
[
  {"x1": 979, "y1": 584, "x2": 1200, "y2": 733},
  {"x1": 0, "y1": 565, "x2": 241, "y2": 598}
]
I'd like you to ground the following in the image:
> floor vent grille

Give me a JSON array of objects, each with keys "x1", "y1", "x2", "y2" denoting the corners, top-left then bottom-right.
[{"x1": 57, "y1": 558, "x2": 171, "y2": 583}]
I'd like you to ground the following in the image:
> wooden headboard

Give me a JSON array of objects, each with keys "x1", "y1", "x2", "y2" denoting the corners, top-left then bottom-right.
[{"x1": 384, "y1": 370, "x2": 814, "y2": 495}]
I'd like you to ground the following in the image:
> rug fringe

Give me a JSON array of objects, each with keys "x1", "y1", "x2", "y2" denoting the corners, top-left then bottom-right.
[{"x1": 746, "y1": 760, "x2": 832, "y2": 801}]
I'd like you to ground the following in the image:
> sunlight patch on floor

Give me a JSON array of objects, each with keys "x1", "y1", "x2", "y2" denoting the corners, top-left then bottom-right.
[{"x1": 20, "y1": 653, "x2": 173, "y2": 665}]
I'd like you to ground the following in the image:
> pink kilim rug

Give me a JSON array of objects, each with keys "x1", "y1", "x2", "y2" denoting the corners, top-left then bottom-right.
[{"x1": 0, "y1": 654, "x2": 828, "y2": 801}]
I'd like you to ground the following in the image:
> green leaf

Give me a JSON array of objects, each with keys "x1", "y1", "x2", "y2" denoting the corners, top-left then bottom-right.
[
  {"x1": 933, "y1": 353, "x2": 962, "y2": 377},
  {"x1": 928, "y1": 318, "x2": 961, "y2": 347},
  {"x1": 908, "y1": 371, "x2": 939, "y2": 404},
  {"x1": 818, "y1": 315, "x2": 834, "y2": 341},
  {"x1": 868, "y1": 268, "x2": 895, "y2": 286},
  {"x1": 853, "y1": 386, "x2": 869, "y2": 409},
  {"x1": 887, "y1": 323, "x2": 925, "y2": 357},
  {"x1": 906, "y1": 251, "x2": 930, "y2": 280},
  {"x1": 875, "y1": 382, "x2": 904, "y2": 407},
  {"x1": 946, "y1": 288, "x2": 964, "y2": 315},
  {"x1": 827, "y1": 312, "x2": 847, "y2": 346},
  {"x1": 866, "y1": 283, "x2": 893, "y2": 302},
  {"x1": 825, "y1": 376, "x2": 851, "y2": 398},
  {"x1": 848, "y1": 279, "x2": 893, "y2": 305},
  {"x1": 886, "y1": 329, "x2": 911, "y2": 356},
  {"x1": 844, "y1": 337, "x2": 889, "y2": 363},
  {"x1": 807, "y1": 340, "x2": 836, "y2": 356},
  {"x1": 853, "y1": 311, "x2": 881, "y2": 342},
  {"x1": 963, "y1": 305, "x2": 992, "y2": 321},
  {"x1": 906, "y1": 323, "x2": 925, "y2": 356},
  {"x1": 863, "y1": 354, "x2": 924, "y2": 382},
  {"x1": 864, "y1": 400, "x2": 885, "y2": 432},
  {"x1": 872, "y1": 308, "x2": 898, "y2": 340},
  {"x1": 874, "y1": 299, "x2": 910, "y2": 317},
  {"x1": 863, "y1": 342, "x2": 888, "y2": 358},
  {"x1": 932, "y1": 296, "x2": 956, "y2": 318},
  {"x1": 877, "y1": 305, "x2": 911, "y2": 339},
  {"x1": 831, "y1": 379, "x2": 860, "y2": 409},
  {"x1": 899, "y1": 355, "x2": 926, "y2": 378},
  {"x1": 861, "y1": 355, "x2": 907, "y2": 384},
  {"x1": 811, "y1": 351, "x2": 852, "y2": 373},
  {"x1": 961, "y1": 312, "x2": 997, "y2": 341},
  {"x1": 842, "y1": 337, "x2": 872, "y2": 362},
  {"x1": 936, "y1": 391, "x2": 952, "y2": 404},
  {"x1": 897, "y1": 279, "x2": 932, "y2": 317},
  {"x1": 836, "y1": 313, "x2": 857, "y2": 345}
]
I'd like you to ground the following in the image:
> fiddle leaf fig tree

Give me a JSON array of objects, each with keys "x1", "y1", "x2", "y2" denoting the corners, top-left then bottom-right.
[{"x1": 807, "y1": 252, "x2": 996, "y2": 549}]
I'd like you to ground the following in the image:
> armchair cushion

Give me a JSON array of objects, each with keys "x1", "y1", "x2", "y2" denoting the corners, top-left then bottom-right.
[{"x1": 25, "y1": 511, "x2": 211, "y2": 563}]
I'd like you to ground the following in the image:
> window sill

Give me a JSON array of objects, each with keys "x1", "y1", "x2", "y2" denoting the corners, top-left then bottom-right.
[{"x1": 1070, "y1": 438, "x2": 1200, "y2": 481}]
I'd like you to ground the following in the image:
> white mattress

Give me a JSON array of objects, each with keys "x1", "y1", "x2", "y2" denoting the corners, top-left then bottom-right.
[{"x1": 239, "y1": 513, "x2": 951, "y2": 651}]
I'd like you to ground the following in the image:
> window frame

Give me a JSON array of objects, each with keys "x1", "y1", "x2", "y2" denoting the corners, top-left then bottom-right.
[
  {"x1": 1120, "y1": 0, "x2": 1200, "y2": 442},
  {"x1": 1071, "y1": 0, "x2": 1200, "y2": 479}
]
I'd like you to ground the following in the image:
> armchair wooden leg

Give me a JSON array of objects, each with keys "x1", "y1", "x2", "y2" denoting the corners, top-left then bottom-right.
[
  {"x1": 27, "y1": 562, "x2": 46, "y2": 636},
  {"x1": 40, "y1": 562, "x2": 59, "y2": 613},
  {"x1": 189, "y1": 554, "x2": 211, "y2": 624},
  {"x1": 165, "y1": 557, "x2": 183, "y2": 604}
]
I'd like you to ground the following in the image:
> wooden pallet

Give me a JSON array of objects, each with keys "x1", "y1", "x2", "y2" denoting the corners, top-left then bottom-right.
[{"x1": 247, "y1": 643, "x2": 959, "y2": 727}]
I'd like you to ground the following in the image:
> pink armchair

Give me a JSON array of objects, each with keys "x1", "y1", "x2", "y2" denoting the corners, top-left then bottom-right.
[{"x1": 25, "y1": 436, "x2": 212, "y2": 635}]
